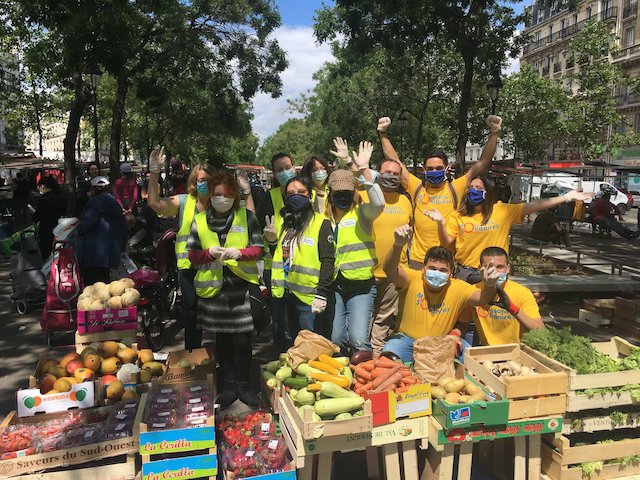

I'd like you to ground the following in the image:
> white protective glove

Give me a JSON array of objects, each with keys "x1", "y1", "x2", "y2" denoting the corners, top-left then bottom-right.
[
  {"x1": 311, "y1": 295, "x2": 327, "y2": 314},
  {"x1": 220, "y1": 247, "x2": 242, "y2": 261},
  {"x1": 394, "y1": 224, "x2": 413, "y2": 247},
  {"x1": 377, "y1": 117, "x2": 391, "y2": 133},
  {"x1": 149, "y1": 145, "x2": 166, "y2": 174},
  {"x1": 423, "y1": 208, "x2": 445, "y2": 225},
  {"x1": 263, "y1": 215, "x2": 277, "y2": 243},
  {"x1": 481, "y1": 262, "x2": 501, "y2": 287},
  {"x1": 209, "y1": 246, "x2": 225, "y2": 259},
  {"x1": 351, "y1": 141, "x2": 373, "y2": 174},
  {"x1": 329, "y1": 137, "x2": 351, "y2": 165},
  {"x1": 486, "y1": 115, "x2": 502, "y2": 133}
]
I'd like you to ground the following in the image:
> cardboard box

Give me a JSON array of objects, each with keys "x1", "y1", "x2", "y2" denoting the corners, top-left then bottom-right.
[
  {"x1": 75, "y1": 329, "x2": 138, "y2": 354},
  {"x1": 367, "y1": 383, "x2": 431, "y2": 427},
  {"x1": 224, "y1": 461, "x2": 296, "y2": 480},
  {"x1": 77, "y1": 306, "x2": 137, "y2": 334},
  {"x1": 17, "y1": 382, "x2": 95, "y2": 417},
  {"x1": 583, "y1": 298, "x2": 615, "y2": 320},
  {"x1": 161, "y1": 348, "x2": 216, "y2": 398},
  {"x1": 141, "y1": 453, "x2": 217, "y2": 480},
  {"x1": 465, "y1": 343, "x2": 567, "y2": 420}
]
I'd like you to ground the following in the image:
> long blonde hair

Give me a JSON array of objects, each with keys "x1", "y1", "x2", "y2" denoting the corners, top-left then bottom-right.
[{"x1": 187, "y1": 163, "x2": 215, "y2": 197}]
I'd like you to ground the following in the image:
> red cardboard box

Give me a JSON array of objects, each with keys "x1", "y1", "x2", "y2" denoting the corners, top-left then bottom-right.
[{"x1": 77, "y1": 306, "x2": 138, "y2": 333}]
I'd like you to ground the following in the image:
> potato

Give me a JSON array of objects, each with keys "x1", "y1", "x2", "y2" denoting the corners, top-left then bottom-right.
[
  {"x1": 438, "y1": 376, "x2": 456, "y2": 389},
  {"x1": 465, "y1": 381, "x2": 482, "y2": 395},
  {"x1": 431, "y1": 386, "x2": 447, "y2": 400},
  {"x1": 444, "y1": 392, "x2": 461, "y2": 404},
  {"x1": 459, "y1": 395, "x2": 471, "y2": 403},
  {"x1": 471, "y1": 391, "x2": 487, "y2": 401},
  {"x1": 444, "y1": 379, "x2": 465, "y2": 393}
]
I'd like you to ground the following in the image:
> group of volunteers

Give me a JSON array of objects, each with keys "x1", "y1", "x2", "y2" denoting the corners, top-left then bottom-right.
[{"x1": 144, "y1": 115, "x2": 592, "y2": 409}]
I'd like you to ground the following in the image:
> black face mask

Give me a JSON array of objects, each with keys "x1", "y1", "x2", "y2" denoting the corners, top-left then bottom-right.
[
  {"x1": 376, "y1": 172, "x2": 401, "y2": 191},
  {"x1": 332, "y1": 191, "x2": 354, "y2": 210},
  {"x1": 285, "y1": 194, "x2": 311, "y2": 213}
]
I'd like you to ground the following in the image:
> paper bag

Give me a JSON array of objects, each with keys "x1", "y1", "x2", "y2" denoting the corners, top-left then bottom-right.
[
  {"x1": 413, "y1": 335, "x2": 457, "y2": 384},
  {"x1": 287, "y1": 330, "x2": 339, "y2": 369}
]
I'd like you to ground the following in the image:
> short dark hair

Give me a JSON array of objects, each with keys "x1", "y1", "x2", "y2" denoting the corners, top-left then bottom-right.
[
  {"x1": 480, "y1": 246, "x2": 510, "y2": 265},
  {"x1": 38, "y1": 175, "x2": 59, "y2": 192},
  {"x1": 271, "y1": 153, "x2": 290, "y2": 170},
  {"x1": 423, "y1": 149, "x2": 448, "y2": 166},
  {"x1": 424, "y1": 246, "x2": 454, "y2": 270}
]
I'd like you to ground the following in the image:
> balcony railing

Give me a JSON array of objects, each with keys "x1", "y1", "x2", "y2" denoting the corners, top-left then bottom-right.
[
  {"x1": 553, "y1": 62, "x2": 561, "y2": 72},
  {"x1": 542, "y1": 66, "x2": 550, "y2": 76},
  {"x1": 616, "y1": 92, "x2": 640, "y2": 106},
  {"x1": 623, "y1": 2, "x2": 638, "y2": 18},
  {"x1": 600, "y1": 6, "x2": 618, "y2": 20}
]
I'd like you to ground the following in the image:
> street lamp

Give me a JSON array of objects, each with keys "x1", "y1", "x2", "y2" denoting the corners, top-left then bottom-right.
[
  {"x1": 487, "y1": 69, "x2": 503, "y2": 115},
  {"x1": 398, "y1": 109, "x2": 408, "y2": 161},
  {"x1": 86, "y1": 66, "x2": 101, "y2": 164}
]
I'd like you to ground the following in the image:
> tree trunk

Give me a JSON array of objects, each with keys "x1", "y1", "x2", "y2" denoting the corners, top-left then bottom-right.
[
  {"x1": 109, "y1": 73, "x2": 129, "y2": 182},
  {"x1": 63, "y1": 72, "x2": 90, "y2": 194},
  {"x1": 412, "y1": 102, "x2": 428, "y2": 168},
  {"x1": 455, "y1": 50, "x2": 475, "y2": 176},
  {"x1": 30, "y1": 76, "x2": 43, "y2": 158}
]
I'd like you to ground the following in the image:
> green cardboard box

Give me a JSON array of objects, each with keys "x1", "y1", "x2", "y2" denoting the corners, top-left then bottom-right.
[{"x1": 432, "y1": 374, "x2": 509, "y2": 430}]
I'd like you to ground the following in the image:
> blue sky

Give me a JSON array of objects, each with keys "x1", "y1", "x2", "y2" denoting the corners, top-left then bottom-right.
[{"x1": 252, "y1": 0, "x2": 523, "y2": 143}]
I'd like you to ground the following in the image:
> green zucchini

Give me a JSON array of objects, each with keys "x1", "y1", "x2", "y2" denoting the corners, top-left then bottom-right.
[
  {"x1": 320, "y1": 381, "x2": 358, "y2": 399},
  {"x1": 275, "y1": 366, "x2": 293, "y2": 381},
  {"x1": 284, "y1": 376, "x2": 311, "y2": 388},
  {"x1": 314, "y1": 397, "x2": 364, "y2": 416},
  {"x1": 266, "y1": 360, "x2": 281, "y2": 373},
  {"x1": 295, "y1": 388, "x2": 316, "y2": 406},
  {"x1": 334, "y1": 412, "x2": 352, "y2": 421}
]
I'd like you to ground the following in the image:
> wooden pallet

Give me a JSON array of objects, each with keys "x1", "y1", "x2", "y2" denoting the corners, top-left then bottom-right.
[
  {"x1": 465, "y1": 344, "x2": 568, "y2": 420},
  {"x1": 523, "y1": 338, "x2": 640, "y2": 412},
  {"x1": 578, "y1": 308, "x2": 612, "y2": 328}
]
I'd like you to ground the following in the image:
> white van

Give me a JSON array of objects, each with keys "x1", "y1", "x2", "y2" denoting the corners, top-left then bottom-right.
[{"x1": 578, "y1": 181, "x2": 630, "y2": 213}]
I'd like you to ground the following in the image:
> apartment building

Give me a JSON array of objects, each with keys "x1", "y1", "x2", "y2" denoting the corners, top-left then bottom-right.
[{"x1": 521, "y1": 0, "x2": 640, "y2": 170}]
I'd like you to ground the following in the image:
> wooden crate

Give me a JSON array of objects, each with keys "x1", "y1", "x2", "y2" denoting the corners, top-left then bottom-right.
[
  {"x1": 0, "y1": 399, "x2": 142, "y2": 478},
  {"x1": 7, "y1": 461, "x2": 136, "y2": 480},
  {"x1": 259, "y1": 364, "x2": 280, "y2": 414},
  {"x1": 613, "y1": 297, "x2": 640, "y2": 339},
  {"x1": 541, "y1": 434, "x2": 640, "y2": 480},
  {"x1": 465, "y1": 344, "x2": 567, "y2": 420},
  {"x1": 522, "y1": 337, "x2": 640, "y2": 412},
  {"x1": 583, "y1": 299, "x2": 615, "y2": 320},
  {"x1": 279, "y1": 385, "x2": 372, "y2": 441},
  {"x1": 563, "y1": 410, "x2": 640, "y2": 435},
  {"x1": 578, "y1": 309, "x2": 611, "y2": 328}
]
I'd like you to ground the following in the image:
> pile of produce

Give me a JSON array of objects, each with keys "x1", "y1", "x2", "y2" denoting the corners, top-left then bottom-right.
[
  {"x1": 431, "y1": 377, "x2": 488, "y2": 404},
  {"x1": 0, "y1": 402, "x2": 138, "y2": 460},
  {"x1": 218, "y1": 411, "x2": 292, "y2": 477},
  {"x1": 522, "y1": 327, "x2": 640, "y2": 375},
  {"x1": 144, "y1": 384, "x2": 213, "y2": 430},
  {"x1": 351, "y1": 355, "x2": 421, "y2": 396},
  {"x1": 77, "y1": 279, "x2": 140, "y2": 311},
  {"x1": 480, "y1": 360, "x2": 539, "y2": 377},
  {"x1": 36, "y1": 341, "x2": 163, "y2": 402}
]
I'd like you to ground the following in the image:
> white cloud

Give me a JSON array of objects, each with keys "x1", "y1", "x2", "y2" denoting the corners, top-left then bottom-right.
[{"x1": 251, "y1": 26, "x2": 334, "y2": 143}]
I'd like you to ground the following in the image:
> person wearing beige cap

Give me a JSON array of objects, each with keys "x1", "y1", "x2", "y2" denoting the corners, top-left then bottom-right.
[{"x1": 324, "y1": 140, "x2": 385, "y2": 355}]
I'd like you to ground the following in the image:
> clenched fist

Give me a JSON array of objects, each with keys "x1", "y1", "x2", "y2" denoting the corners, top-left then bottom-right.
[
  {"x1": 394, "y1": 224, "x2": 413, "y2": 246},
  {"x1": 486, "y1": 115, "x2": 502, "y2": 133},
  {"x1": 377, "y1": 117, "x2": 391, "y2": 133}
]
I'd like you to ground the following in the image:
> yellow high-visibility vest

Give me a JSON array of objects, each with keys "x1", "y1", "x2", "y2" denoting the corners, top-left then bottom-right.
[
  {"x1": 176, "y1": 195, "x2": 197, "y2": 270},
  {"x1": 334, "y1": 208, "x2": 376, "y2": 281}
]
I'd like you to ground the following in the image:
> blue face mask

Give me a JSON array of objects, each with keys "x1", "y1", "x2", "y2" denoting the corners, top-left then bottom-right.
[
  {"x1": 467, "y1": 188, "x2": 486, "y2": 206},
  {"x1": 332, "y1": 191, "x2": 354, "y2": 210},
  {"x1": 425, "y1": 170, "x2": 446, "y2": 185},
  {"x1": 497, "y1": 273, "x2": 508, "y2": 286},
  {"x1": 285, "y1": 194, "x2": 311, "y2": 213},
  {"x1": 424, "y1": 269, "x2": 449, "y2": 288},
  {"x1": 276, "y1": 168, "x2": 295, "y2": 186},
  {"x1": 196, "y1": 180, "x2": 208, "y2": 196}
]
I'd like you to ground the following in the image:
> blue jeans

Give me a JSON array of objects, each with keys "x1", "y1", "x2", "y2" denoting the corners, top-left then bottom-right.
[
  {"x1": 271, "y1": 291, "x2": 325, "y2": 352},
  {"x1": 383, "y1": 333, "x2": 472, "y2": 363},
  {"x1": 331, "y1": 279, "x2": 376, "y2": 353}
]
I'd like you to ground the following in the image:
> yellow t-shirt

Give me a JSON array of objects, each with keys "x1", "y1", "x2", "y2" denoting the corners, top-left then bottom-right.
[
  {"x1": 397, "y1": 269, "x2": 476, "y2": 339},
  {"x1": 445, "y1": 202, "x2": 525, "y2": 268},
  {"x1": 361, "y1": 190, "x2": 413, "y2": 278},
  {"x1": 474, "y1": 280, "x2": 541, "y2": 345},
  {"x1": 407, "y1": 174, "x2": 467, "y2": 264}
]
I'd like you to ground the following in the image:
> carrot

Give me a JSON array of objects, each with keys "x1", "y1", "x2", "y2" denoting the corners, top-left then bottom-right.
[
  {"x1": 372, "y1": 365, "x2": 401, "y2": 389},
  {"x1": 355, "y1": 375, "x2": 369, "y2": 385},
  {"x1": 374, "y1": 371, "x2": 403, "y2": 393},
  {"x1": 401, "y1": 376, "x2": 418, "y2": 385},
  {"x1": 318, "y1": 354, "x2": 343, "y2": 370},
  {"x1": 374, "y1": 356, "x2": 402, "y2": 369},
  {"x1": 400, "y1": 369, "x2": 412, "y2": 377},
  {"x1": 395, "y1": 386, "x2": 410, "y2": 394},
  {"x1": 355, "y1": 382, "x2": 374, "y2": 396},
  {"x1": 360, "y1": 360, "x2": 375, "y2": 372},
  {"x1": 371, "y1": 367, "x2": 393, "y2": 380},
  {"x1": 309, "y1": 360, "x2": 339, "y2": 376},
  {"x1": 354, "y1": 365, "x2": 372, "y2": 381}
]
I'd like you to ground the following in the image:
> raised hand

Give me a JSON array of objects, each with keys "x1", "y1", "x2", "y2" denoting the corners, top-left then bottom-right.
[
  {"x1": 377, "y1": 117, "x2": 391, "y2": 133},
  {"x1": 351, "y1": 141, "x2": 373, "y2": 171},
  {"x1": 423, "y1": 208, "x2": 445, "y2": 225},
  {"x1": 149, "y1": 145, "x2": 166, "y2": 174},
  {"x1": 263, "y1": 215, "x2": 277, "y2": 243},
  {"x1": 481, "y1": 261, "x2": 501, "y2": 287},
  {"x1": 486, "y1": 115, "x2": 502, "y2": 133},
  {"x1": 329, "y1": 137, "x2": 350, "y2": 162},
  {"x1": 565, "y1": 190, "x2": 594, "y2": 203},
  {"x1": 394, "y1": 224, "x2": 413, "y2": 246}
]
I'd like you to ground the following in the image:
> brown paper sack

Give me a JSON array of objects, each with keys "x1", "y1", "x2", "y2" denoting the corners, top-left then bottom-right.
[
  {"x1": 287, "y1": 330, "x2": 339, "y2": 369},
  {"x1": 413, "y1": 335, "x2": 457, "y2": 384}
]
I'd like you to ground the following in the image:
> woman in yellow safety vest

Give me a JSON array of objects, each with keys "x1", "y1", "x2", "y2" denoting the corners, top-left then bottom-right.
[
  {"x1": 186, "y1": 171, "x2": 264, "y2": 409},
  {"x1": 301, "y1": 155, "x2": 330, "y2": 214},
  {"x1": 146, "y1": 146, "x2": 213, "y2": 350},
  {"x1": 325, "y1": 141, "x2": 385, "y2": 355},
  {"x1": 266, "y1": 176, "x2": 335, "y2": 342}
]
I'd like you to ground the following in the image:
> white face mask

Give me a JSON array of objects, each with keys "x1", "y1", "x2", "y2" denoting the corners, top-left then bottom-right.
[{"x1": 211, "y1": 196, "x2": 235, "y2": 213}]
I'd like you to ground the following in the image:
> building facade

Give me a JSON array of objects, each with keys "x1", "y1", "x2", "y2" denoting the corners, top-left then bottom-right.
[{"x1": 521, "y1": 0, "x2": 640, "y2": 178}]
